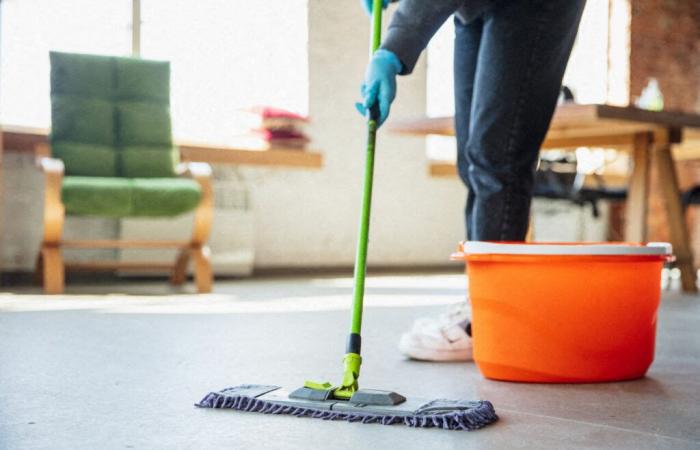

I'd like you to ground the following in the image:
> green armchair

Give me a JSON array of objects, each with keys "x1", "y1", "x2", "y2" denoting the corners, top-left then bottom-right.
[{"x1": 36, "y1": 51, "x2": 213, "y2": 294}]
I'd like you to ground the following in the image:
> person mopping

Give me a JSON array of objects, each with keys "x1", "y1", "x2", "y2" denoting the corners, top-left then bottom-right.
[{"x1": 355, "y1": 0, "x2": 586, "y2": 361}]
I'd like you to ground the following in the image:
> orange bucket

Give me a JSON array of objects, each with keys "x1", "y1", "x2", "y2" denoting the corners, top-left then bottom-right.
[{"x1": 452, "y1": 242, "x2": 673, "y2": 383}]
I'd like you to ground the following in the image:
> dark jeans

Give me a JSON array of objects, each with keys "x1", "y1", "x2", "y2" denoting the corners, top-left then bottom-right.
[{"x1": 454, "y1": 1, "x2": 585, "y2": 240}]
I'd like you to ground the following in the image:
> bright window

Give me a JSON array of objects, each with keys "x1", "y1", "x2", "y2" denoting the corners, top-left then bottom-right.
[
  {"x1": 0, "y1": 0, "x2": 308, "y2": 145},
  {"x1": 140, "y1": 0, "x2": 308, "y2": 145},
  {"x1": 0, "y1": 0, "x2": 131, "y2": 127}
]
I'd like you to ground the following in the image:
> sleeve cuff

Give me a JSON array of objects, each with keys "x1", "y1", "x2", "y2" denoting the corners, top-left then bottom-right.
[{"x1": 380, "y1": 26, "x2": 426, "y2": 75}]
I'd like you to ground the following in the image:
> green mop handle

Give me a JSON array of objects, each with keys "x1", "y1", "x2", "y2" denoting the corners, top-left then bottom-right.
[
  {"x1": 346, "y1": 0, "x2": 383, "y2": 363},
  {"x1": 334, "y1": 0, "x2": 384, "y2": 399}
]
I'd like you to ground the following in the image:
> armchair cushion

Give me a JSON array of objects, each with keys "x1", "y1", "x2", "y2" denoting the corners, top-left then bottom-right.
[
  {"x1": 49, "y1": 52, "x2": 113, "y2": 99},
  {"x1": 52, "y1": 142, "x2": 118, "y2": 177},
  {"x1": 121, "y1": 146, "x2": 179, "y2": 178},
  {"x1": 50, "y1": 52, "x2": 177, "y2": 179},
  {"x1": 117, "y1": 102, "x2": 173, "y2": 146},
  {"x1": 62, "y1": 177, "x2": 132, "y2": 217},
  {"x1": 130, "y1": 178, "x2": 201, "y2": 217},
  {"x1": 115, "y1": 58, "x2": 170, "y2": 103},
  {"x1": 50, "y1": 96, "x2": 115, "y2": 146},
  {"x1": 62, "y1": 176, "x2": 201, "y2": 217}
]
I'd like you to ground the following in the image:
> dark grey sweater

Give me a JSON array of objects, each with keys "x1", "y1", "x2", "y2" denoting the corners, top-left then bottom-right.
[{"x1": 381, "y1": 0, "x2": 495, "y2": 74}]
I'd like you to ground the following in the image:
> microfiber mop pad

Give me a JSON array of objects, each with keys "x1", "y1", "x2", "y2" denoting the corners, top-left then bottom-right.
[{"x1": 196, "y1": 385, "x2": 498, "y2": 431}]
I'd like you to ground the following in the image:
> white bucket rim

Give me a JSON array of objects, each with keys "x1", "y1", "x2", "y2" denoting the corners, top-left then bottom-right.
[{"x1": 460, "y1": 241, "x2": 673, "y2": 256}]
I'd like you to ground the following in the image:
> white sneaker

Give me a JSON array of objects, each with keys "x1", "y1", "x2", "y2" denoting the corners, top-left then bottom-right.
[
  {"x1": 398, "y1": 302, "x2": 473, "y2": 362},
  {"x1": 410, "y1": 301, "x2": 470, "y2": 332}
]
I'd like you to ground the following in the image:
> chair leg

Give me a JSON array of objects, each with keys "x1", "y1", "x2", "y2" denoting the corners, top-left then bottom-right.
[
  {"x1": 34, "y1": 251, "x2": 45, "y2": 286},
  {"x1": 186, "y1": 163, "x2": 214, "y2": 293},
  {"x1": 40, "y1": 245, "x2": 64, "y2": 295},
  {"x1": 170, "y1": 248, "x2": 191, "y2": 286},
  {"x1": 192, "y1": 245, "x2": 213, "y2": 293}
]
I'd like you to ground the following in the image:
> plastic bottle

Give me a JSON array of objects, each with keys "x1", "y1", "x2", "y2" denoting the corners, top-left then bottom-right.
[{"x1": 635, "y1": 78, "x2": 664, "y2": 111}]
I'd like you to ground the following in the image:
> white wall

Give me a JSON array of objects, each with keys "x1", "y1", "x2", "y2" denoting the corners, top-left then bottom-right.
[
  {"x1": 562, "y1": 0, "x2": 611, "y2": 104},
  {"x1": 1, "y1": 151, "x2": 121, "y2": 270},
  {"x1": 244, "y1": 1, "x2": 466, "y2": 268},
  {"x1": 1, "y1": 1, "x2": 468, "y2": 271}
]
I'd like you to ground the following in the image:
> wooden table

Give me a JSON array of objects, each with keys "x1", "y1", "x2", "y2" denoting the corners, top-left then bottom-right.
[
  {"x1": 0, "y1": 125, "x2": 323, "y2": 169},
  {"x1": 390, "y1": 104, "x2": 700, "y2": 293}
]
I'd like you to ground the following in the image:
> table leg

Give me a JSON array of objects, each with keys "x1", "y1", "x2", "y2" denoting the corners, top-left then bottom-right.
[
  {"x1": 654, "y1": 143, "x2": 697, "y2": 293},
  {"x1": 625, "y1": 132, "x2": 652, "y2": 242},
  {"x1": 526, "y1": 213, "x2": 534, "y2": 242}
]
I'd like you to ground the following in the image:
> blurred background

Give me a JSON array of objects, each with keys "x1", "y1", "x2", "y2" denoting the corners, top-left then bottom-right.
[{"x1": 1, "y1": 0, "x2": 699, "y2": 284}]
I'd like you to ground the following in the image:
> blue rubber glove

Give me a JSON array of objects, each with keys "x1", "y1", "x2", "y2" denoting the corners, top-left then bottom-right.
[
  {"x1": 360, "y1": 0, "x2": 390, "y2": 15},
  {"x1": 355, "y1": 49, "x2": 402, "y2": 127}
]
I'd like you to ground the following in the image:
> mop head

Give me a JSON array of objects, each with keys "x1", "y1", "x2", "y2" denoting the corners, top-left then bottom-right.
[{"x1": 196, "y1": 385, "x2": 498, "y2": 431}]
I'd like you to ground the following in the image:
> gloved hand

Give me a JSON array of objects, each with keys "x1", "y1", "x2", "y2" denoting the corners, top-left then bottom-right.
[
  {"x1": 355, "y1": 49, "x2": 402, "y2": 127},
  {"x1": 360, "y1": 0, "x2": 390, "y2": 16}
]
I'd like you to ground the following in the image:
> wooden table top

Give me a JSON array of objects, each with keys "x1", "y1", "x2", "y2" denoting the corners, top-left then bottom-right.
[
  {"x1": 0, "y1": 125, "x2": 323, "y2": 169},
  {"x1": 389, "y1": 104, "x2": 700, "y2": 149}
]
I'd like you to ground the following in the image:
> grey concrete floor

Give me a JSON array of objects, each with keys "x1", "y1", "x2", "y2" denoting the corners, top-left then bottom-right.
[{"x1": 0, "y1": 274, "x2": 699, "y2": 450}]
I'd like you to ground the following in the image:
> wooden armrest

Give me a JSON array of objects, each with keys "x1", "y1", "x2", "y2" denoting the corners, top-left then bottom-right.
[
  {"x1": 35, "y1": 141, "x2": 51, "y2": 159},
  {"x1": 35, "y1": 142, "x2": 64, "y2": 175},
  {"x1": 36, "y1": 152, "x2": 65, "y2": 244},
  {"x1": 34, "y1": 142, "x2": 63, "y2": 173},
  {"x1": 179, "y1": 162, "x2": 213, "y2": 245},
  {"x1": 37, "y1": 156, "x2": 65, "y2": 175},
  {"x1": 178, "y1": 161, "x2": 212, "y2": 179}
]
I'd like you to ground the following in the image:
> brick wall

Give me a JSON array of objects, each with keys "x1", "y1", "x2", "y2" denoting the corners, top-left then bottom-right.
[
  {"x1": 629, "y1": 0, "x2": 700, "y2": 111},
  {"x1": 629, "y1": 0, "x2": 700, "y2": 264}
]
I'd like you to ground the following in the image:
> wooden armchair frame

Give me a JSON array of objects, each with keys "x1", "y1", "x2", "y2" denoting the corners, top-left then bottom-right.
[{"x1": 35, "y1": 142, "x2": 214, "y2": 294}]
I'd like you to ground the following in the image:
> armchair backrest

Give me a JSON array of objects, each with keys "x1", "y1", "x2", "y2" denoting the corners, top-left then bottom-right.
[{"x1": 49, "y1": 51, "x2": 178, "y2": 178}]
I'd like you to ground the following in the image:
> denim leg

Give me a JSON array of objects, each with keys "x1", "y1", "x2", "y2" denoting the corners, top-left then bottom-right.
[
  {"x1": 462, "y1": 0, "x2": 586, "y2": 240},
  {"x1": 453, "y1": 16, "x2": 483, "y2": 240}
]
